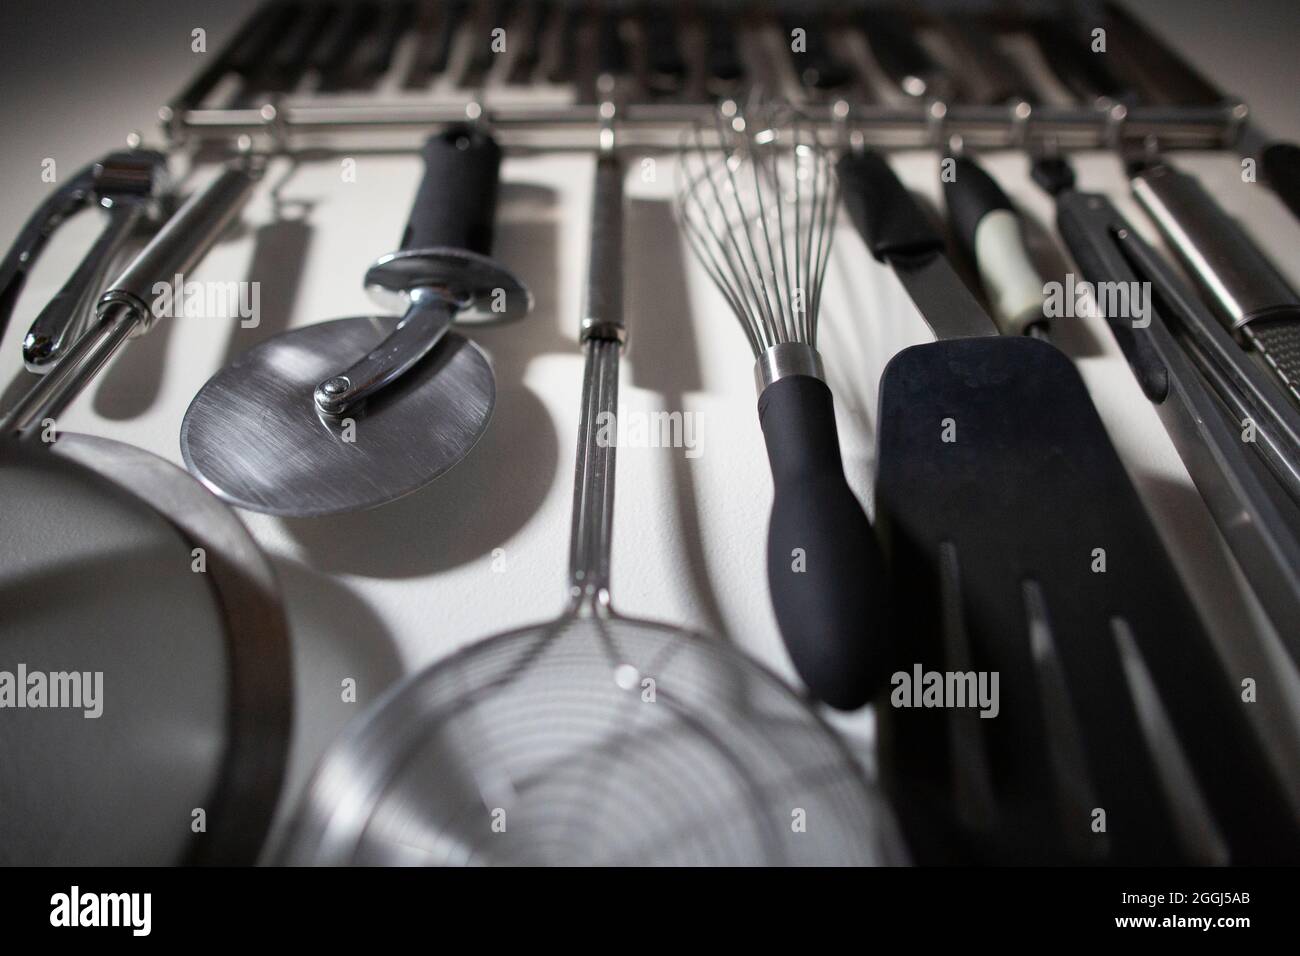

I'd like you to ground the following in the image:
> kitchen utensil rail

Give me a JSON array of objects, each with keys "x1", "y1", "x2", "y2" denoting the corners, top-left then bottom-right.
[{"x1": 163, "y1": 98, "x2": 1241, "y2": 155}]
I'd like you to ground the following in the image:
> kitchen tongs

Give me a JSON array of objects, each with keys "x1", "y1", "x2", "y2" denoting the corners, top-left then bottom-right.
[
  {"x1": 1038, "y1": 156, "x2": 1300, "y2": 664},
  {"x1": 837, "y1": 150, "x2": 1300, "y2": 864}
]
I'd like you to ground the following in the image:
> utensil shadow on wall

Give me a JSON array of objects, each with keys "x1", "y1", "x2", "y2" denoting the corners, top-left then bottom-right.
[
  {"x1": 219, "y1": 205, "x2": 314, "y2": 365},
  {"x1": 281, "y1": 183, "x2": 562, "y2": 579},
  {"x1": 624, "y1": 196, "x2": 730, "y2": 642}
]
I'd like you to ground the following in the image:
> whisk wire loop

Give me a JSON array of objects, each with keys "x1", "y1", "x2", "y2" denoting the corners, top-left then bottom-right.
[{"x1": 676, "y1": 106, "x2": 839, "y2": 358}]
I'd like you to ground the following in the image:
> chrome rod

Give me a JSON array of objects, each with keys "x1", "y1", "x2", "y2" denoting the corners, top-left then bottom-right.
[{"x1": 165, "y1": 100, "x2": 1239, "y2": 155}]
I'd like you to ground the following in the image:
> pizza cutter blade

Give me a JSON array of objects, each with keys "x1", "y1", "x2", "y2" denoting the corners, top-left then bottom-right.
[
  {"x1": 180, "y1": 317, "x2": 494, "y2": 517},
  {"x1": 179, "y1": 123, "x2": 530, "y2": 517}
]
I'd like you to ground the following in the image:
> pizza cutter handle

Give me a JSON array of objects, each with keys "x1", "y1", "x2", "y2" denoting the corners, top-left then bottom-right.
[{"x1": 401, "y1": 124, "x2": 503, "y2": 256}]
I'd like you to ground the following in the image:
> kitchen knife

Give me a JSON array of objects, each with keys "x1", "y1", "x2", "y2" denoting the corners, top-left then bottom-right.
[
  {"x1": 943, "y1": 154, "x2": 1048, "y2": 336},
  {"x1": 838, "y1": 153, "x2": 996, "y2": 341},
  {"x1": 1131, "y1": 158, "x2": 1300, "y2": 410}
]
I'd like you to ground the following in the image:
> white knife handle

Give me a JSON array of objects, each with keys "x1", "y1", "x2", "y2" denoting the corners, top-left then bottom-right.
[{"x1": 974, "y1": 210, "x2": 1047, "y2": 336}]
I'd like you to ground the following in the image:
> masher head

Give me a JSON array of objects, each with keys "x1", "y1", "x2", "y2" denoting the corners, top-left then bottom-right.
[{"x1": 180, "y1": 315, "x2": 495, "y2": 517}]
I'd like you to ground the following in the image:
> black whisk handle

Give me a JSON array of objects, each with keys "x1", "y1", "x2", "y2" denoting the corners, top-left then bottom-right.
[
  {"x1": 758, "y1": 375, "x2": 893, "y2": 709},
  {"x1": 402, "y1": 124, "x2": 502, "y2": 255}
]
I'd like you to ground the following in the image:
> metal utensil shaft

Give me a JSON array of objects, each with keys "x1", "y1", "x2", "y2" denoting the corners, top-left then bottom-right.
[
  {"x1": 568, "y1": 152, "x2": 624, "y2": 610},
  {"x1": 2, "y1": 164, "x2": 258, "y2": 438}
]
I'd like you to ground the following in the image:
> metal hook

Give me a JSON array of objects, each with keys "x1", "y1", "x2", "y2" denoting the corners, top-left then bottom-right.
[
  {"x1": 598, "y1": 99, "x2": 617, "y2": 153},
  {"x1": 927, "y1": 99, "x2": 950, "y2": 151}
]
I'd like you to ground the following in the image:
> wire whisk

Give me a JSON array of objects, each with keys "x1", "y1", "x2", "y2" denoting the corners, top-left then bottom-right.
[
  {"x1": 676, "y1": 104, "x2": 839, "y2": 354},
  {"x1": 672, "y1": 101, "x2": 893, "y2": 709}
]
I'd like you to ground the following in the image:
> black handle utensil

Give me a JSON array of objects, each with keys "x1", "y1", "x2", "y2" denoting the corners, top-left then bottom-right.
[
  {"x1": 677, "y1": 109, "x2": 893, "y2": 709},
  {"x1": 838, "y1": 148, "x2": 1298, "y2": 863},
  {"x1": 942, "y1": 153, "x2": 1048, "y2": 337},
  {"x1": 1037, "y1": 153, "x2": 1300, "y2": 655},
  {"x1": 180, "y1": 125, "x2": 531, "y2": 517}
]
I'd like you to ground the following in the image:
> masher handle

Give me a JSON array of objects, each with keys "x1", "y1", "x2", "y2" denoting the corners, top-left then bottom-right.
[
  {"x1": 759, "y1": 375, "x2": 893, "y2": 709},
  {"x1": 402, "y1": 124, "x2": 503, "y2": 255}
]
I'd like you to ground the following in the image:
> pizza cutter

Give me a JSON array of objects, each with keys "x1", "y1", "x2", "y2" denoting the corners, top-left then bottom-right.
[{"x1": 180, "y1": 124, "x2": 532, "y2": 517}]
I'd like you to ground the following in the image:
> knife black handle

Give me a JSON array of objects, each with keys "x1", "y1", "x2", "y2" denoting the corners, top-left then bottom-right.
[
  {"x1": 759, "y1": 374, "x2": 893, "y2": 709},
  {"x1": 1263, "y1": 142, "x2": 1300, "y2": 223},
  {"x1": 837, "y1": 150, "x2": 945, "y2": 261},
  {"x1": 402, "y1": 126, "x2": 502, "y2": 255},
  {"x1": 944, "y1": 156, "x2": 1013, "y2": 258}
]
